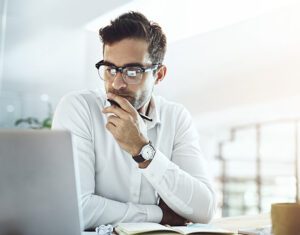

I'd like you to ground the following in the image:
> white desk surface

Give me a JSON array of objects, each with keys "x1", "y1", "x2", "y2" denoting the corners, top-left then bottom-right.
[
  {"x1": 82, "y1": 213, "x2": 271, "y2": 234},
  {"x1": 211, "y1": 213, "x2": 270, "y2": 232}
]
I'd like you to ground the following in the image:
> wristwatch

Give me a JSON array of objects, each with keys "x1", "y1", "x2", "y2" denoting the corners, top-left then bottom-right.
[{"x1": 132, "y1": 141, "x2": 156, "y2": 163}]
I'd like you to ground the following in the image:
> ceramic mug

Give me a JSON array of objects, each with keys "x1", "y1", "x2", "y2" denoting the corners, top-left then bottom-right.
[{"x1": 271, "y1": 203, "x2": 300, "y2": 235}]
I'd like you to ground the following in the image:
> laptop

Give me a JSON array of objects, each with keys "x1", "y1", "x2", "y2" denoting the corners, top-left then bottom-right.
[{"x1": 0, "y1": 130, "x2": 84, "y2": 235}]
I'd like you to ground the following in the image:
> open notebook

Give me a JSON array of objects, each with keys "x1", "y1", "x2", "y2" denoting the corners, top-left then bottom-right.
[
  {"x1": 115, "y1": 223, "x2": 235, "y2": 235},
  {"x1": 238, "y1": 226, "x2": 271, "y2": 235}
]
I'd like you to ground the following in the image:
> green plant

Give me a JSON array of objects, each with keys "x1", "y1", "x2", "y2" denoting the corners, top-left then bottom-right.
[
  {"x1": 14, "y1": 116, "x2": 52, "y2": 129},
  {"x1": 14, "y1": 100, "x2": 53, "y2": 129}
]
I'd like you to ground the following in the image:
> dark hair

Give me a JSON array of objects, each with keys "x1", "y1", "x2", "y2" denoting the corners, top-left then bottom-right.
[{"x1": 99, "y1": 11, "x2": 167, "y2": 64}]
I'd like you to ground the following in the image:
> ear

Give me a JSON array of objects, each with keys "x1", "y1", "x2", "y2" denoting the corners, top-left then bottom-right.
[{"x1": 155, "y1": 65, "x2": 167, "y2": 85}]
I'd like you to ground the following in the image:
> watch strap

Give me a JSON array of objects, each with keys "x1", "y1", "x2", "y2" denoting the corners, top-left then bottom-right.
[{"x1": 132, "y1": 154, "x2": 146, "y2": 163}]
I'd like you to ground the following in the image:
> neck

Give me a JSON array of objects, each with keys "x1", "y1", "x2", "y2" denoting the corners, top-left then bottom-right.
[{"x1": 138, "y1": 99, "x2": 151, "y2": 115}]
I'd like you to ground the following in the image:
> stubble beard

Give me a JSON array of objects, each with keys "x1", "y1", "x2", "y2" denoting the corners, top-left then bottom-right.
[{"x1": 107, "y1": 86, "x2": 154, "y2": 111}]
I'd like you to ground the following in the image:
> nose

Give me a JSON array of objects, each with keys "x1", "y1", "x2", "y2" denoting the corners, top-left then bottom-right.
[{"x1": 112, "y1": 72, "x2": 127, "y2": 90}]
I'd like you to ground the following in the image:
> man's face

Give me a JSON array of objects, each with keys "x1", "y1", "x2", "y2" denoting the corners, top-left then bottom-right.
[{"x1": 103, "y1": 38, "x2": 156, "y2": 111}]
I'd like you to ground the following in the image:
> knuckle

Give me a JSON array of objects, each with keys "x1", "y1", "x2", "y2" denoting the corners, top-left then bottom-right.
[
  {"x1": 107, "y1": 117, "x2": 112, "y2": 123},
  {"x1": 107, "y1": 115, "x2": 116, "y2": 122}
]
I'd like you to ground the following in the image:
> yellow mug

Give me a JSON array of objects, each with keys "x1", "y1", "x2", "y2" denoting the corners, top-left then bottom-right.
[{"x1": 271, "y1": 203, "x2": 300, "y2": 235}]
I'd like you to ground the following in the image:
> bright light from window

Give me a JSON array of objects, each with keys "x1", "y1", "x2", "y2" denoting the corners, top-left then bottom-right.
[
  {"x1": 6, "y1": 105, "x2": 15, "y2": 113},
  {"x1": 85, "y1": 0, "x2": 298, "y2": 43},
  {"x1": 40, "y1": 94, "x2": 49, "y2": 102}
]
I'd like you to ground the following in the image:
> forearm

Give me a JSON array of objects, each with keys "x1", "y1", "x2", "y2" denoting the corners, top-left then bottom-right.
[
  {"x1": 141, "y1": 150, "x2": 216, "y2": 223},
  {"x1": 81, "y1": 194, "x2": 162, "y2": 230}
]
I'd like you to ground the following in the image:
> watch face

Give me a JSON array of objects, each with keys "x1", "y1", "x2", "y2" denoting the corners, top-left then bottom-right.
[{"x1": 142, "y1": 144, "x2": 156, "y2": 160}]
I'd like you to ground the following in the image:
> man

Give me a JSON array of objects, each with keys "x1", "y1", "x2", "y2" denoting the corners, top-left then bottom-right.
[{"x1": 52, "y1": 11, "x2": 216, "y2": 230}]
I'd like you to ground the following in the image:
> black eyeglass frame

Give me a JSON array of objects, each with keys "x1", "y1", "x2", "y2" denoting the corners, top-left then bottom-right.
[{"x1": 95, "y1": 60, "x2": 161, "y2": 83}]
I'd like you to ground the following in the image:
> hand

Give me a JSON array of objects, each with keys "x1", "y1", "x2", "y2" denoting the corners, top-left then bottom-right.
[
  {"x1": 102, "y1": 93, "x2": 149, "y2": 156},
  {"x1": 159, "y1": 199, "x2": 188, "y2": 226}
]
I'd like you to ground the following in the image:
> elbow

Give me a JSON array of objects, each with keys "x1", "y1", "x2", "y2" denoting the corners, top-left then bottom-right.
[
  {"x1": 199, "y1": 203, "x2": 216, "y2": 224},
  {"x1": 81, "y1": 197, "x2": 94, "y2": 231},
  {"x1": 82, "y1": 214, "x2": 93, "y2": 231},
  {"x1": 192, "y1": 190, "x2": 217, "y2": 224},
  {"x1": 80, "y1": 195, "x2": 103, "y2": 231}
]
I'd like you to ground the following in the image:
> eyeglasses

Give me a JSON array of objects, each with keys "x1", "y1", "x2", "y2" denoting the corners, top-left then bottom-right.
[{"x1": 95, "y1": 60, "x2": 161, "y2": 84}]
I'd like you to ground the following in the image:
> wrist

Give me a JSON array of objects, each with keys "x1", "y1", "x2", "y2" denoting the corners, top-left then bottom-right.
[
  {"x1": 138, "y1": 160, "x2": 151, "y2": 169},
  {"x1": 131, "y1": 138, "x2": 149, "y2": 156},
  {"x1": 132, "y1": 140, "x2": 156, "y2": 164}
]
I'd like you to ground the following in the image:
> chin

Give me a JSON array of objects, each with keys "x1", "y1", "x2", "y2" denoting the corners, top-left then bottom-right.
[
  {"x1": 125, "y1": 97, "x2": 138, "y2": 108},
  {"x1": 131, "y1": 99, "x2": 144, "y2": 110}
]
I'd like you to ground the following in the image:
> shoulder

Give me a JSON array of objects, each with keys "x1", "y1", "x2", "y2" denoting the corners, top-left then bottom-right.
[{"x1": 52, "y1": 89, "x2": 105, "y2": 132}]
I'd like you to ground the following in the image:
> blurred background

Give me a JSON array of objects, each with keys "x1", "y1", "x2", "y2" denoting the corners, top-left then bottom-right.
[{"x1": 1, "y1": 0, "x2": 300, "y2": 218}]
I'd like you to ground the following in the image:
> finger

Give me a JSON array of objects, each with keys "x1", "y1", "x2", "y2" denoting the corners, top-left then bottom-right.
[
  {"x1": 107, "y1": 115, "x2": 121, "y2": 126},
  {"x1": 107, "y1": 92, "x2": 136, "y2": 114},
  {"x1": 106, "y1": 120, "x2": 122, "y2": 141},
  {"x1": 102, "y1": 105, "x2": 127, "y2": 119},
  {"x1": 106, "y1": 122, "x2": 117, "y2": 135}
]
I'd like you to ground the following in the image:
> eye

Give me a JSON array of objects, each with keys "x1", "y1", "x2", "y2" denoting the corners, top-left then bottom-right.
[
  {"x1": 125, "y1": 67, "x2": 143, "y2": 77},
  {"x1": 106, "y1": 67, "x2": 117, "y2": 76},
  {"x1": 126, "y1": 70, "x2": 137, "y2": 77}
]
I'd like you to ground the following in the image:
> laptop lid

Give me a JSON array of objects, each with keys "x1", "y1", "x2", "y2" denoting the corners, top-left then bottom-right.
[{"x1": 0, "y1": 130, "x2": 83, "y2": 235}]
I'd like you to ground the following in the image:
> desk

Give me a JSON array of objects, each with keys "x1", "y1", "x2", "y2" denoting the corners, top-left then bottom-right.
[
  {"x1": 211, "y1": 213, "x2": 271, "y2": 233},
  {"x1": 83, "y1": 214, "x2": 271, "y2": 235}
]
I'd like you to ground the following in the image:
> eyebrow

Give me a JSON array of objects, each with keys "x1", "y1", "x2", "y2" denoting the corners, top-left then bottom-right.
[{"x1": 104, "y1": 60, "x2": 145, "y2": 68}]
